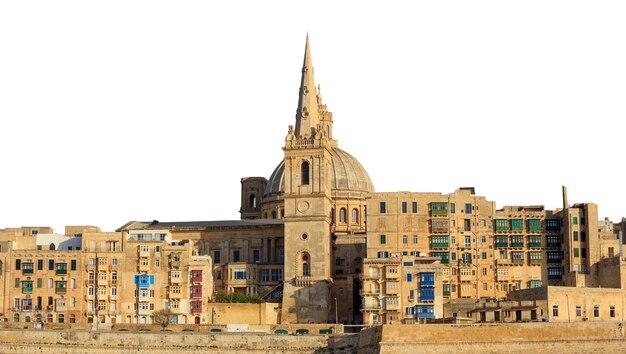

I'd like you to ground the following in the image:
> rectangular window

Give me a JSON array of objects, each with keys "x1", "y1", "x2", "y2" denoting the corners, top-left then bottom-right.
[
  {"x1": 380, "y1": 235, "x2": 386, "y2": 245},
  {"x1": 464, "y1": 236, "x2": 471, "y2": 248},
  {"x1": 402, "y1": 235, "x2": 407, "y2": 244},
  {"x1": 581, "y1": 231, "x2": 586, "y2": 242},
  {"x1": 15, "y1": 278, "x2": 20, "y2": 288},
  {"x1": 552, "y1": 305, "x2": 559, "y2": 317},
  {"x1": 37, "y1": 278, "x2": 43, "y2": 288},
  {"x1": 234, "y1": 270, "x2": 247, "y2": 280},
  {"x1": 380, "y1": 202, "x2": 386, "y2": 214},
  {"x1": 233, "y1": 250, "x2": 241, "y2": 262},
  {"x1": 482, "y1": 267, "x2": 487, "y2": 276},
  {"x1": 37, "y1": 259, "x2": 43, "y2": 270},
  {"x1": 48, "y1": 259, "x2": 54, "y2": 270},
  {"x1": 450, "y1": 203, "x2": 455, "y2": 213},
  {"x1": 575, "y1": 306, "x2": 581, "y2": 317},
  {"x1": 402, "y1": 202, "x2": 407, "y2": 214},
  {"x1": 594, "y1": 306, "x2": 599, "y2": 318},
  {"x1": 573, "y1": 216, "x2": 578, "y2": 225},
  {"x1": 581, "y1": 217, "x2": 586, "y2": 225},
  {"x1": 610, "y1": 306, "x2": 616, "y2": 318},
  {"x1": 213, "y1": 250, "x2": 221, "y2": 264},
  {"x1": 271, "y1": 269, "x2": 283, "y2": 281},
  {"x1": 407, "y1": 273, "x2": 412, "y2": 282},
  {"x1": 253, "y1": 249, "x2": 260, "y2": 262},
  {"x1": 573, "y1": 231, "x2": 578, "y2": 241},
  {"x1": 451, "y1": 252, "x2": 456, "y2": 261},
  {"x1": 70, "y1": 260, "x2": 77, "y2": 271},
  {"x1": 377, "y1": 251, "x2": 388, "y2": 258},
  {"x1": 465, "y1": 203, "x2": 472, "y2": 214},
  {"x1": 463, "y1": 219, "x2": 471, "y2": 231},
  {"x1": 15, "y1": 259, "x2": 21, "y2": 270},
  {"x1": 262, "y1": 269, "x2": 270, "y2": 282},
  {"x1": 574, "y1": 248, "x2": 579, "y2": 257},
  {"x1": 581, "y1": 248, "x2": 587, "y2": 258},
  {"x1": 481, "y1": 252, "x2": 487, "y2": 260},
  {"x1": 413, "y1": 235, "x2": 418, "y2": 244},
  {"x1": 412, "y1": 202, "x2": 417, "y2": 213}
]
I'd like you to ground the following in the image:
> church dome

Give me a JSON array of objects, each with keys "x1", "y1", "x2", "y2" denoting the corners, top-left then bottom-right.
[{"x1": 263, "y1": 147, "x2": 375, "y2": 198}]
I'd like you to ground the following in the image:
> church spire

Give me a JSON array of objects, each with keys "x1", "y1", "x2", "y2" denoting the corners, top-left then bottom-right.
[{"x1": 294, "y1": 35, "x2": 320, "y2": 138}]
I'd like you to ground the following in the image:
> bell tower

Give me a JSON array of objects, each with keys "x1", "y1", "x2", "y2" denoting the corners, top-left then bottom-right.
[{"x1": 281, "y1": 36, "x2": 335, "y2": 323}]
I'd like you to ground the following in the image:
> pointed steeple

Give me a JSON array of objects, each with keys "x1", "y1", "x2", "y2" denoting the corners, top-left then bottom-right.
[{"x1": 294, "y1": 35, "x2": 320, "y2": 138}]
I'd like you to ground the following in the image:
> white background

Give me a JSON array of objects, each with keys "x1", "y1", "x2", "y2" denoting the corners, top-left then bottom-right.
[{"x1": 1, "y1": 1, "x2": 625, "y2": 233}]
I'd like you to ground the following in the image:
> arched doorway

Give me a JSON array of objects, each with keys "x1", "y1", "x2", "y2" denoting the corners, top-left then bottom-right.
[
  {"x1": 25, "y1": 316, "x2": 31, "y2": 323},
  {"x1": 194, "y1": 316, "x2": 200, "y2": 325}
]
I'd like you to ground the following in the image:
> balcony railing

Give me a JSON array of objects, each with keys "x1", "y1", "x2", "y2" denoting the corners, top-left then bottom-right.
[
  {"x1": 295, "y1": 276, "x2": 312, "y2": 287},
  {"x1": 528, "y1": 241, "x2": 542, "y2": 248},
  {"x1": 495, "y1": 242, "x2": 509, "y2": 248},
  {"x1": 22, "y1": 268, "x2": 34, "y2": 275},
  {"x1": 362, "y1": 304, "x2": 381, "y2": 311},
  {"x1": 191, "y1": 276, "x2": 203, "y2": 283},
  {"x1": 22, "y1": 286, "x2": 33, "y2": 293},
  {"x1": 191, "y1": 291, "x2": 203, "y2": 298},
  {"x1": 55, "y1": 287, "x2": 67, "y2": 294},
  {"x1": 529, "y1": 258, "x2": 542, "y2": 265},
  {"x1": 360, "y1": 273, "x2": 381, "y2": 281}
]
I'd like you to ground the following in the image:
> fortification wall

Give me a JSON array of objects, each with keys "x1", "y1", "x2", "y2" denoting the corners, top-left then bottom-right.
[{"x1": 376, "y1": 321, "x2": 626, "y2": 353}]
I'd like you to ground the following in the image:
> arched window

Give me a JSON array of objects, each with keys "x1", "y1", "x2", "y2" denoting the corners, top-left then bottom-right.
[
  {"x1": 299, "y1": 253, "x2": 311, "y2": 277},
  {"x1": 58, "y1": 314, "x2": 65, "y2": 323},
  {"x1": 49, "y1": 243, "x2": 56, "y2": 251},
  {"x1": 339, "y1": 208, "x2": 347, "y2": 223},
  {"x1": 69, "y1": 314, "x2": 76, "y2": 323},
  {"x1": 47, "y1": 314, "x2": 53, "y2": 323},
  {"x1": 249, "y1": 194, "x2": 257, "y2": 209},
  {"x1": 301, "y1": 161, "x2": 310, "y2": 185},
  {"x1": 271, "y1": 210, "x2": 277, "y2": 219},
  {"x1": 352, "y1": 208, "x2": 359, "y2": 224}
]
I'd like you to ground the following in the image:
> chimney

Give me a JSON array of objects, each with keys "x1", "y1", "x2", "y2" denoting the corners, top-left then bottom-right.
[{"x1": 562, "y1": 186, "x2": 569, "y2": 209}]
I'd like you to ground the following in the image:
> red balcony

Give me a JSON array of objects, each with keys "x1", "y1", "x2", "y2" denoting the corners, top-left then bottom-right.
[
  {"x1": 191, "y1": 286, "x2": 202, "y2": 298},
  {"x1": 191, "y1": 275, "x2": 203, "y2": 283},
  {"x1": 191, "y1": 302, "x2": 202, "y2": 314}
]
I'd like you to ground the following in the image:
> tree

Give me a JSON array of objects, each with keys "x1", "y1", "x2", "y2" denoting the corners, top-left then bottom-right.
[{"x1": 153, "y1": 309, "x2": 171, "y2": 329}]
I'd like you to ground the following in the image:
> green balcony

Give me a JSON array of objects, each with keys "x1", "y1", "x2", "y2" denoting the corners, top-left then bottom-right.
[
  {"x1": 430, "y1": 242, "x2": 449, "y2": 249},
  {"x1": 528, "y1": 241, "x2": 542, "y2": 248},
  {"x1": 528, "y1": 219, "x2": 542, "y2": 232},
  {"x1": 510, "y1": 241, "x2": 524, "y2": 248},
  {"x1": 495, "y1": 219, "x2": 510, "y2": 232},
  {"x1": 496, "y1": 242, "x2": 508, "y2": 248},
  {"x1": 511, "y1": 219, "x2": 524, "y2": 232},
  {"x1": 22, "y1": 286, "x2": 33, "y2": 293},
  {"x1": 429, "y1": 202, "x2": 448, "y2": 216}
]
